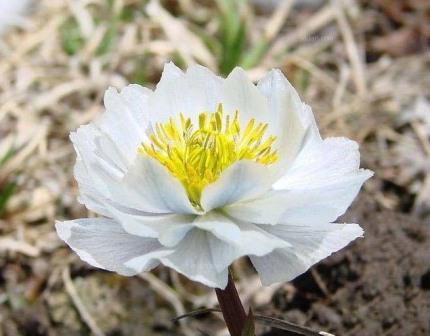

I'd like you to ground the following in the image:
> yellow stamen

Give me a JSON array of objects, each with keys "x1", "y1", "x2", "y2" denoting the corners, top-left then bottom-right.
[{"x1": 138, "y1": 104, "x2": 278, "y2": 209}]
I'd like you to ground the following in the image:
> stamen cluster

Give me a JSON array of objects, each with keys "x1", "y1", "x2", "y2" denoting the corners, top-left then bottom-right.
[{"x1": 139, "y1": 104, "x2": 278, "y2": 207}]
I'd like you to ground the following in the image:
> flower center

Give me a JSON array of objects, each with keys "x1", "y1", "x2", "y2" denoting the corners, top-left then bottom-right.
[{"x1": 138, "y1": 104, "x2": 278, "y2": 208}]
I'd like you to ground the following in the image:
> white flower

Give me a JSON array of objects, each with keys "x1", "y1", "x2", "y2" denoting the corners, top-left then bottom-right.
[
  {"x1": 0, "y1": 0, "x2": 31, "y2": 34},
  {"x1": 56, "y1": 63, "x2": 373, "y2": 289}
]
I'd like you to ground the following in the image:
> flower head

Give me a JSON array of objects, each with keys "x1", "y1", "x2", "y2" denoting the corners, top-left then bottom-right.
[{"x1": 56, "y1": 63, "x2": 373, "y2": 288}]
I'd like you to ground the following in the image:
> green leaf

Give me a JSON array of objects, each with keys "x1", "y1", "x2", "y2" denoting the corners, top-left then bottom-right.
[
  {"x1": 0, "y1": 147, "x2": 15, "y2": 167},
  {"x1": 240, "y1": 39, "x2": 270, "y2": 69},
  {"x1": 61, "y1": 18, "x2": 84, "y2": 55},
  {"x1": 241, "y1": 308, "x2": 255, "y2": 336},
  {"x1": 0, "y1": 180, "x2": 17, "y2": 215},
  {"x1": 216, "y1": 0, "x2": 248, "y2": 75},
  {"x1": 96, "y1": 23, "x2": 118, "y2": 56}
]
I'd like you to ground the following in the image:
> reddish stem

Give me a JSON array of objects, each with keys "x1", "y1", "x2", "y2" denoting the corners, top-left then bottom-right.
[{"x1": 215, "y1": 272, "x2": 250, "y2": 336}]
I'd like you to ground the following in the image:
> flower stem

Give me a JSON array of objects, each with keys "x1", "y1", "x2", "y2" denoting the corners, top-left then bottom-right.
[{"x1": 215, "y1": 271, "x2": 251, "y2": 336}]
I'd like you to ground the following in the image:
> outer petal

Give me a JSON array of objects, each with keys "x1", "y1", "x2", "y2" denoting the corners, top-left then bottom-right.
[
  {"x1": 225, "y1": 138, "x2": 373, "y2": 225},
  {"x1": 200, "y1": 161, "x2": 275, "y2": 212},
  {"x1": 192, "y1": 211, "x2": 241, "y2": 242},
  {"x1": 125, "y1": 213, "x2": 289, "y2": 288},
  {"x1": 71, "y1": 125, "x2": 117, "y2": 217},
  {"x1": 221, "y1": 67, "x2": 271, "y2": 126},
  {"x1": 148, "y1": 65, "x2": 298, "y2": 134},
  {"x1": 192, "y1": 211, "x2": 289, "y2": 250},
  {"x1": 73, "y1": 156, "x2": 111, "y2": 217},
  {"x1": 147, "y1": 63, "x2": 223, "y2": 125},
  {"x1": 273, "y1": 137, "x2": 369, "y2": 190},
  {"x1": 0, "y1": 1, "x2": 30, "y2": 34},
  {"x1": 224, "y1": 170, "x2": 371, "y2": 225},
  {"x1": 72, "y1": 123, "x2": 196, "y2": 215},
  {"x1": 97, "y1": 85, "x2": 151, "y2": 164},
  {"x1": 106, "y1": 205, "x2": 196, "y2": 248},
  {"x1": 126, "y1": 229, "x2": 229, "y2": 288},
  {"x1": 71, "y1": 122, "x2": 138, "y2": 217},
  {"x1": 251, "y1": 223, "x2": 363, "y2": 285},
  {"x1": 193, "y1": 212, "x2": 290, "y2": 273},
  {"x1": 257, "y1": 69, "x2": 308, "y2": 169},
  {"x1": 55, "y1": 218, "x2": 166, "y2": 276},
  {"x1": 257, "y1": 70, "x2": 320, "y2": 139}
]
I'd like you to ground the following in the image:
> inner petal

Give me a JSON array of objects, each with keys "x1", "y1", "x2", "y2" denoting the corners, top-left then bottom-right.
[{"x1": 138, "y1": 104, "x2": 278, "y2": 209}]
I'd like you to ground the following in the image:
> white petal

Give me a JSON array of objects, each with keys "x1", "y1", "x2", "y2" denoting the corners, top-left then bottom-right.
[
  {"x1": 106, "y1": 206, "x2": 196, "y2": 247},
  {"x1": 225, "y1": 137, "x2": 373, "y2": 225},
  {"x1": 93, "y1": 133, "x2": 128, "y2": 173},
  {"x1": 251, "y1": 223, "x2": 363, "y2": 285},
  {"x1": 120, "y1": 156, "x2": 197, "y2": 214},
  {"x1": 274, "y1": 137, "x2": 369, "y2": 190},
  {"x1": 125, "y1": 214, "x2": 289, "y2": 288},
  {"x1": 55, "y1": 218, "x2": 165, "y2": 276},
  {"x1": 97, "y1": 85, "x2": 150, "y2": 163},
  {"x1": 194, "y1": 213, "x2": 290, "y2": 273},
  {"x1": 257, "y1": 70, "x2": 320, "y2": 138},
  {"x1": 200, "y1": 161, "x2": 274, "y2": 211},
  {"x1": 257, "y1": 69, "x2": 308, "y2": 171},
  {"x1": 300, "y1": 103, "x2": 322, "y2": 142},
  {"x1": 72, "y1": 124, "x2": 196, "y2": 215},
  {"x1": 224, "y1": 170, "x2": 372, "y2": 225},
  {"x1": 70, "y1": 125, "x2": 119, "y2": 216},
  {"x1": 120, "y1": 84, "x2": 152, "y2": 131},
  {"x1": 74, "y1": 160, "x2": 112, "y2": 217},
  {"x1": 160, "y1": 229, "x2": 229, "y2": 288},
  {"x1": 147, "y1": 63, "x2": 223, "y2": 125},
  {"x1": 192, "y1": 211, "x2": 241, "y2": 243},
  {"x1": 127, "y1": 229, "x2": 229, "y2": 288},
  {"x1": 221, "y1": 67, "x2": 271, "y2": 125},
  {"x1": 71, "y1": 125, "x2": 124, "y2": 183},
  {"x1": 278, "y1": 171, "x2": 372, "y2": 224},
  {"x1": 223, "y1": 190, "x2": 289, "y2": 225},
  {"x1": 0, "y1": 0, "x2": 30, "y2": 34}
]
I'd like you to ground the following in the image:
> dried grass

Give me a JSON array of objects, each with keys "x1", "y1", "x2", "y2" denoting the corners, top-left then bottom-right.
[{"x1": 0, "y1": 0, "x2": 429, "y2": 334}]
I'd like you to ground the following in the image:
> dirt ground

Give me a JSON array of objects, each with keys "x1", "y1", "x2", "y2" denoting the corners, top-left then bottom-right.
[{"x1": 261, "y1": 193, "x2": 430, "y2": 336}]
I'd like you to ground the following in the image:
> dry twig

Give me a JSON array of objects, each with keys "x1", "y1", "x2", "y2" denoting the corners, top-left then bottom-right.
[{"x1": 62, "y1": 266, "x2": 106, "y2": 336}]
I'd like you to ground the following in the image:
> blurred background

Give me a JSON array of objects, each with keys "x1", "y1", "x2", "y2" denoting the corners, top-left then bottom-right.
[{"x1": 0, "y1": 0, "x2": 429, "y2": 335}]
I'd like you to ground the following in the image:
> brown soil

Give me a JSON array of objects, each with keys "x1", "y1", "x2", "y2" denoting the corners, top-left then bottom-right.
[{"x1": 261, "y1": 194, "x2": 430, "y2": 336}]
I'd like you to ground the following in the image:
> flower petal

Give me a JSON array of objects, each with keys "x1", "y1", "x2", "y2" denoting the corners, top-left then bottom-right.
[
  {"x1": 225, "y1": 137, "x2": 373, "y2": 225},
  {"x1": 106, "y1": 205, "x2": 196, "y2": 247},
  {"x1": 147, "y1": 63, "x2": 223, "y2": 125},
  {"x1": 221, "y1": 67, "x2": 271, "y2": 125},
  {"x1": 251, "y1": 223, "x2": 363, "y2": 285},
  {"x1": 71, "y1": 122, "x2": 195, "y2": 215},
  {"x1": 224, "y1": 170, "x2": 372, "y2": 225},
  {"x1": 71, "y1": 124, "x2": 120, "y2": 216},
  {"x1": 97, "y1": 85, "x2": 151, "y2": 163},
  {"x1": 274, "y1": 137, "x2": 369, "y2": 190},
  {"x1": 74, "y1": 160, "x2": 112, "y2": 217},
  {"x1": 55, "y1": 218, "x2": 166, "y2": 276},
  {"x1": 257, "y1": 69, "x2": 309, "y2": 171},
  {"x1": 200, "y1": 161, "x2": 274, "y2": 212},
  {"x1": 126, "y1": 229, "x2": 229, "y2": 288},
  {"x1": 120, "y1": 156, "x2": 198, "y2": 214},
  {"x1": 124, "y1": 211, "x2": 289, "y2": 289},
  {"x1": 198, "y1": 68, "x2": 308, "y2": 209},
  {"x1": 192, "y1": 211, "x2": 241, "y2": 242},
  {"x1": 257, "y1": 70, "x2": 320, "y2": 137},
  {"x1": 193, "y1": 212, "x2": 290, "y2": 273}
]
